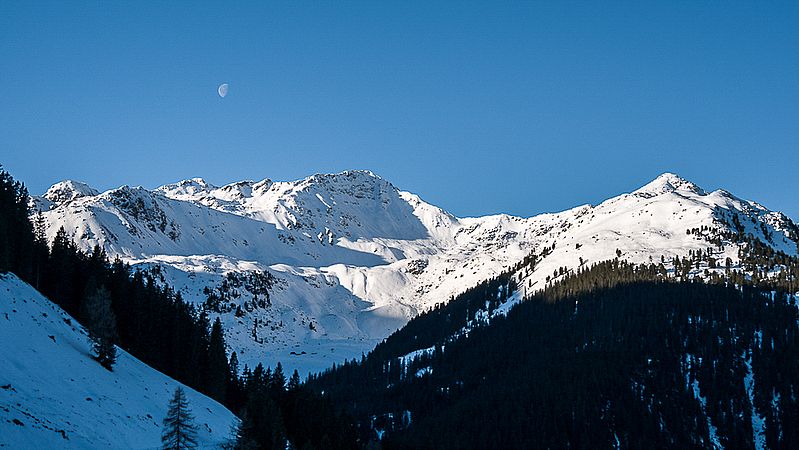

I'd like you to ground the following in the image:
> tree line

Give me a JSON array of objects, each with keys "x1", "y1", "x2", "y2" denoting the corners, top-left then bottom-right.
[{"x1": 309, "y1": 257, "x2": 799, "y2": 448}]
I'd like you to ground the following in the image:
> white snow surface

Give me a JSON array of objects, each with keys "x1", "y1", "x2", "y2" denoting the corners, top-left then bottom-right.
[
  {"x1": 0, "y1": 274, "x2": 238, "y2": 449},
  {"x1": 33, "y1": 171, "x2": 799, "y2": 375}
]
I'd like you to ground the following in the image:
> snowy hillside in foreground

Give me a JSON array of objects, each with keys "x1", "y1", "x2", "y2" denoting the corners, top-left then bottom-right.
[
  {"x1": 0, "y1": 274, "x2": 238, "y2": 449},
  {"x1": 33, "y1": 171, "x2": 799, "y2": 375}
]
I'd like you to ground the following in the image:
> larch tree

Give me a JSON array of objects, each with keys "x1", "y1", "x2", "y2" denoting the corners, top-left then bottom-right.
[{"x1": 162, "y1": 386, "x2": 199, "y2": 450}]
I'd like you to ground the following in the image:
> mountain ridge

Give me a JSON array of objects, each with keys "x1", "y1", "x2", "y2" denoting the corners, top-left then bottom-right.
[{"x1": 31, "y1": 171, "x2": 799, "y2": 374}]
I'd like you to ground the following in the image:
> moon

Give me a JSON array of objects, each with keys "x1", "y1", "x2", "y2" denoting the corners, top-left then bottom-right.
[{"x1": 217, "y1": 83, "x2": 229, "y2": 98}]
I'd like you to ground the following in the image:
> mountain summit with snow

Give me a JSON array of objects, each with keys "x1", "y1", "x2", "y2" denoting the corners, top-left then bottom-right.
[
  {"x1": 633, "y1": 172, "x2": 706, "y2": 197},
  {"x1": 43, "y1": 180, "x2": 100, "y2": 205},
  {"x1": 32, "y1": 171, "x2": 799, "y2": 374}
]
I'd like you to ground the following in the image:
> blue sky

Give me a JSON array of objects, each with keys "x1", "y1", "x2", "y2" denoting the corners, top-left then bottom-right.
[{"x1": 2, "y1": 1, "x2": 797, "y2": 218}]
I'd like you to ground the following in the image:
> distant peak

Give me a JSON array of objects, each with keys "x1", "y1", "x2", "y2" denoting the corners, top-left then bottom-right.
[
  {"x1": 345, "y1": 169, "x2": 379, "y2": 178},
  {"x1": 633, "y1": 172, "x2": 705, "y2": 197},
  {"x1": 179, "y1": 177, "x2": 213, "y2": 187},
  {"x1": 309, "y1": 169, "x2": 381, "y2": 181},
  {"x1": 252, "y1": 178, "x2": 273, "y2": 191},
  {"x1": 169, "y1": 177, "x2": 214, "y2": 187},
  {"x1": 44, "y1": 180, "x2": 99, "y2": 204},
  {"x1": 295, "y1": 170, "x2": 388, "y2": 190},
  {"x1": 655, "y1": 172, "x2": 681, "y2": 181},
  {"x1": 157, "y1": 177, "x2": 217, "y2": 197}
]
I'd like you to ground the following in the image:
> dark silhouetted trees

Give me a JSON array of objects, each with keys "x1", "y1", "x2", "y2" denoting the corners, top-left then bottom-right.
[{"x1": 81, "y1": 284, "x2": 118, "y2": 370}]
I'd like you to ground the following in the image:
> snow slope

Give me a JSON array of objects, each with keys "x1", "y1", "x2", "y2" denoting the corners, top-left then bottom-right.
[
  {"x1": 33, "y1": 171, "x2": 799, "y2": 375},
  {"x1": 511, "y1": 173, "x2": 799, "y2": 296},
  {"x1": 0, "y1": 274, "x2": 238, "y2": 449}
]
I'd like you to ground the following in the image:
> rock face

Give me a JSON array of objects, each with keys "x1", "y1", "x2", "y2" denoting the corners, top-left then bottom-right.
[{"x1": 33, "y1": 171, "x2": 799, "y2": 374}]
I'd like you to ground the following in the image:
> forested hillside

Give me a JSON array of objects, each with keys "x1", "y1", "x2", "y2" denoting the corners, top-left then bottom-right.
[{"x1": 311, "y1": 259, "x2": 799, "y2": 449}]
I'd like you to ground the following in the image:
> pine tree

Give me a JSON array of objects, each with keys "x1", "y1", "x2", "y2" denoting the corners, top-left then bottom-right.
[
  {"x1": 32, "y1": 210, "x2": 48, "y2": 290},
  {"x1": 46, "y1": 226, "x2": 78, "y2": 313},
  {"x1": 162, "y1": 386, "x2": 199, "y2": 450},
  {"x1": 272, "y1": 362, "x2": 286, "y2": 394},
  {"x1": 207, "y1": 318, "x2": 229, "y2": 403},
  {"x1": 288, "y1": 369, "x2": 301, "y2": 391},
  {"x1": 229, "y1": 351, "x2": 240, "y2": 377},
  {"x1": 0, "y1": 168, "x2": 13, "y2": 273},
  {"x1": 82, "y1": 284, "x2": 117, "y2": 370}
]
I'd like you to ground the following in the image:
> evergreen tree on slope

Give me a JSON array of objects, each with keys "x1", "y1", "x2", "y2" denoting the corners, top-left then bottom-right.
[
  {"x1": 82, "y1": 284, "x2": 117, "y2": 370},
  {"x1": 162, "y1": 386, "x2": 199, "y2": 450},
  {"x1": 207, "y1": 317, "x2": 229, "y2": 403}
]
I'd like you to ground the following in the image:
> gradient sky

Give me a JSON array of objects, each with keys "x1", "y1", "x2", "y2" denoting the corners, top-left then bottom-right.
[{"x1": 2, "y1": 1, "x2": 797, "y2": 218}]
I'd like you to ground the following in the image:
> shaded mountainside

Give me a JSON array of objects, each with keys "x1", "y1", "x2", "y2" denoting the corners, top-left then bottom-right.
[
  {"x1": 0, "y1": 274, "x2": 239, "y2": 449},
  {"x1": 309, "y1": 261, "x2": 799, "y2": 449},
  {"x1": 31, "y1": 171, "x2": 799, "y2": 374}
]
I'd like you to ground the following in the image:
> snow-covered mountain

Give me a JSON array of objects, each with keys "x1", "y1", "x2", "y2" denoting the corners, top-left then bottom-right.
[
  {"x1": 32, "y1": 171, "x2": 799, "y2": 374},
  {"x1": 0, "y1": 273, "x2": 238, "y2": 449},
  {"x1": 510, "y1": 173, "x2": 799, "y2": 295}
]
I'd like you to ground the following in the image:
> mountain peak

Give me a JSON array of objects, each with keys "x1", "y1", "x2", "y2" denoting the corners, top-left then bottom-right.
[
  {"x1": 165, "y1": 177, "x2": 214, "y2": 188},
  {"x1": 633, "y1": 172, "x2": 705, "y2": 197},
  {"x1": 190, "y1": 177, "x2": 211, "y2": 185},
  {"x1": 302, "y1": 169, "x2": 382, "y2": 184},
  {"x1": 156, "y1": 177, "x2": 217, "y2": 199},
  {"x1": 345, "y1": 169, "x2": 379, "y2": 178},
  {"x1": 289, "y1": 170, "x2": 392, "y2": 196},
  {"x1": 44, "y1": 180, "x2": 99, "y2": 204}
]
